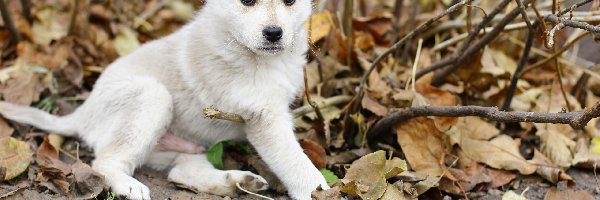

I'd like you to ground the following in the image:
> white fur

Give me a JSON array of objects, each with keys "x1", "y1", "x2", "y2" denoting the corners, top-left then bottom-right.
[{"x1": 0, "y1": 0, "x2": 328, "y2": 199}]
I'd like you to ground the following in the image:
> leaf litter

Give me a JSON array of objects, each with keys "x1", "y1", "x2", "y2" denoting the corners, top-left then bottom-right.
[{"x1": 0, "y1": 0, "x2": 600, "y2": 199}]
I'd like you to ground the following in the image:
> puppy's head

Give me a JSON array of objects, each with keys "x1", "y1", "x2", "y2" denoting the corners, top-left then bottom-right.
[{"x1": 203, "y1": 0, "x2": 312, "y2": 55}]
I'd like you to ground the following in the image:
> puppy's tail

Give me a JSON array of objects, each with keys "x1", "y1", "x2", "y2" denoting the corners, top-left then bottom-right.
[{"x1": 0, "y1": 101, "x2": 78, "y2": 136}]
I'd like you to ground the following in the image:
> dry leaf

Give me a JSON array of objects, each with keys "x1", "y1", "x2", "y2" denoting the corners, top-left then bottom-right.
[
  {"x1": 538, "y1": 129, "x2": 576, "y2": 168},
  {"x1": 306, "y1": 11, "x2": 334, "y2": 43},
  {"x1": 32, "y1": 7, "x2": 68, "y2": 46},
  {"x1": 572, "y1": 138, "x2": 600, "y2": 169},
  {"x1": 311, "y1": 185, "x2": 341, "y2": 200},
  {"x1": 447, "y1": 117, "x2": 500, "y2": 145},
  {"x1": 396, "y1": 118, "x2": 445, "y2": 176},
  {"x1": 340, "y1": 151, "x2": 387, "y2": 200},
  {"x1": 532, "y1": 149, "x2": 574, "y2": 185},
  {"x1": 416, "y1": 84, "x2": 458, "y2": 131},
  {"x1": 36, "y1": 158, "x2": 105, "y2": 198},
  {"x1": 480, "y1": 47, "x2": 517, "y2": 77},
  {"x1": 0, "y1": 137, "x2": 33, "y2": 180},
  {"x1": 114, "y1": 26, "x2": 141, "y2": 56},
  {"x1": 380, "y1": 184, "x2": 413, "y2": 200},
  {"x1": 300, "y1": 139, "x2": 327, "y2": 169},
  {"x1": 0, "y1": 69, "x2": 45, "y2": 106},
  {"x1": 460, "y1": 135, "x2": 537, "y2": 175},
  {"x1": 544, "y1": 188, "x2": 594, "y2": 200},
  {"x1": 383, "y1": 157, "x2": 407, "y2": 179},
  {"x1": 36, "y1": 134, "x2": 64, "y2": 160},
  {"x1": 503, "y1": 190, "x2": 528, "y2": 200},
  {"x1": 440, "y1": 162, "x2": 516, "y2": 195},
  {"x1": 362, "y1": 91, "x2": 388, "y2": 116},
  {"x1": 0, "y1": 117, "x2": 14, "y2": 138}
]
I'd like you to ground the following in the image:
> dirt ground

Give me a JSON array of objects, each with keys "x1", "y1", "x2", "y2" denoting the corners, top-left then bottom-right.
[{"x1": 3, "y1": 165, "x2": 598, "y2": 200}]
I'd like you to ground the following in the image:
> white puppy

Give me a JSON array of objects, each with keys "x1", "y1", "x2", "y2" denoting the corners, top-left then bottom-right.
[{"x1": 0, "y1": 0, "x2": 328, "y2": 199}]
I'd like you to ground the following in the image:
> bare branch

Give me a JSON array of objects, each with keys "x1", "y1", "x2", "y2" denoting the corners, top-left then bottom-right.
[
  {"x1": 545, "y1": 14, "x2": 600, "y2": 33},
  {"x1": 0, "y1": 0, "x2": 21, "y2": 45},
  {"x1": 368, "y1": 102, "x2": 600, "y2": 140}
]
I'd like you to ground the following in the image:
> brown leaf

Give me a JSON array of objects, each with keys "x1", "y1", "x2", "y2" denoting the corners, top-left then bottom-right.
[
  {"x1": 70, "y1": 161, "x2": 105, "y2": 199},
  {"x1": 544, "y1": 188, "x2": 594, "y2": 200},
  {"x1": 396, "y1": 118, "x2": 445, "y2": 176},
  {"x1": 381, "y1": 184, "x2": 413, "y2": 200},
  {"x1": 0, "y1": 137, "x2": 33, "y2": 180},
  {"x1": 459, "y1": 135, "x2": 537, "y2": 175},
  {"x1": 0, "y1": 117, "x2": 14, "y2": 138},
  {"x1": 532, "y1": 149, "x2": 574, "y2": 185},
  {"x1": 416, "y1": 84, "x2": 458, "y2": 131},
  {"x1": 36, "y1": 134, "x2": 64, "y2": 160},
  {"x1": 573, "y1": 138, "x2": 600, "y2": 169},
  {"x1": 311, "y1": 185, "x2": 341, "y2": 200},
  {"x1": 300, "y1": 139, "x2": 327, "y2": 169},
  {"x1": 36, "y1": 157, "x2": 72, "y2": 195},
  {"x1": 362, "y1": 91, "x2": 388, "y2": 117},
  {"x1": 538, "y1": 129, "x2": 576, "y2": 168},
  {"x1": 447, "y1": 117, "x2": 500, "y2": 144},
  {"x1": 440, "y1": 162, "x2": 516, "y2": 195},
  {"x1": 0, "y1": 68, "x2": 45, "y2": 106},
  {"x1": 340, "y1": 151, "x2": 387, "y2": 199}
]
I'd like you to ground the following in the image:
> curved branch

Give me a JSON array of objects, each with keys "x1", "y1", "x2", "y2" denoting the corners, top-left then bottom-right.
[{"x1": 367, "y1": 102, "x2": 600, "y2": 140}]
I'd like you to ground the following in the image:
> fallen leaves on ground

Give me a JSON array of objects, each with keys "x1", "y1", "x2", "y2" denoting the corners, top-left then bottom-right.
[
  {"x1": 459, "y1": 135, "x2": 537, "y2": 175},
  {"x1": 543, "y1": 188, "x2": 594, "y2": 200},
  {"x1": 340, "y1": 151, "x2": 408, "y2": 200},
  {"x1": 35, "y1": 157, "x2": 105, "y2": 199},
  {"x1": 1, "y1": 0, "x2": 600, "y2": 199}
]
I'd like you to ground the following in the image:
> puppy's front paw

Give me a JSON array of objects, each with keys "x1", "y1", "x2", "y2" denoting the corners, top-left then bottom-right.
[
  {"x1": 226, "y1": 171, "x2": 269, "y2": 192},
  {"x1": 288, "y1": 173, "x2": 330, "y2": 200},
  {"x1": 111, "y1": 176, "x2": 151, "y2": 200}
]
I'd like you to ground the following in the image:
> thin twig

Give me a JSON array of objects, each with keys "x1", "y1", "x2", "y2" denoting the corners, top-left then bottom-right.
[
  {"x1": 519, "y1": 31, "x2": 590, "y2": 76},
  {"x1": 368, "y1": 102, "x2": 600, "y2": 139},
  {"x1": 236, "y1": 182, "x2": 273, "y2": 200},
  {"x1": 20, "y1": 0, "x2": 32, "y2": 23},
  {"x1": 558, "y1": 0, "x2": 594, "y2": 16},
  {"x1": 343, "y1": 0, "x2": 353, "y2": 66},
  {"x1": 67, "y1": 0, "x2": 80, "y2": 36},
  {"x1": 203, "y1": 107, "x2": 245, "y2": 123},
  {"x1": 502, "y1": 22, "x2": 537, "y2": 111},
  {"x1": 0, "y1": 0, "x2": 21, "y2": 45},
  {"x1": 303, "y1": 68, "x2": 325, "y2": 121},
  {"x1": 545, "y1": 14, "x2": 600, "y2": 33}
]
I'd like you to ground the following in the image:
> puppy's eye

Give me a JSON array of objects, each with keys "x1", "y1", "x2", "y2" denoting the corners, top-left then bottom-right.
[
  {"x1": 241, "y1": 0, "x2": 256, "y2": 6},
  {"x1": 283, "y1": 0, "x2": 295, "y2": 6}
]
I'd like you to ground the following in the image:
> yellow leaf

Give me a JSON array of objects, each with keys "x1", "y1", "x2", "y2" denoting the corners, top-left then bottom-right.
[
  {"x1": 340, "y1": 151, "x2": 388, "y2": 200},
  {"x1": 503, "y1": 190, "x2": 528, "y2": 200},
  {"x1": 591, "y1": 137, "x2": 600, "y2": 155},
  {"x1": 0, "y1": 137, "x2": 33, "y2": 180},
  {"x1": 114, "y1": 27, "x2": 141, "y2": 56},
  {"x1": 306, "y1": 12, "x2": 334, "y2": 43}
]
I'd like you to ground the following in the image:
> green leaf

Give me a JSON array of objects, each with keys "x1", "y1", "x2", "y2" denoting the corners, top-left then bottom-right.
[
  {"x1": 206, "y1": 142, "x2": 224, "y2": 169},
  {"x1": 320, "y1": 168, "x2": 339, "y2": 183}
]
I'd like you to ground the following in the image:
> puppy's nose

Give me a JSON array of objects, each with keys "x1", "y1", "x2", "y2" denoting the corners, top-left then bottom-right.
[{"x1": 262, "y1": 26, "x2": 283, "y2": 42}]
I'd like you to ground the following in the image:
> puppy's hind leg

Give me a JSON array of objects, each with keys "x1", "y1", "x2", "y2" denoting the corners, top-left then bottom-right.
[
  {"x1": 166, "y1": 153, "x2": 269, "y2": 197},
  {"x1": 90, "y1": 77, "x2": 173, "y2": 200}
]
